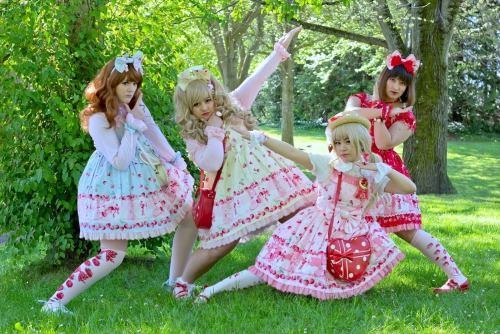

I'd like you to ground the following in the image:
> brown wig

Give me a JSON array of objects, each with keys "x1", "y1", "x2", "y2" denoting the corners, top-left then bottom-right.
[
  {"x1": 80, "y1": 58, "x2": 143, "y2": 132},
  {"x1": 376, "y1": 64, "x2": 416, "y2": 106}
]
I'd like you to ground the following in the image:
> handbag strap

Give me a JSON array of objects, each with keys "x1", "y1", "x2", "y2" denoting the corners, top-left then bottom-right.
[
  {"x1": 327, "y1": 172, "x2": 343, "y2": 240},
  {"x1": 199, "y1": 134, "x2": 227, "y2": 192},
  {"x1": 136, "y1": 139, "x2": 159, "y2": 166}
]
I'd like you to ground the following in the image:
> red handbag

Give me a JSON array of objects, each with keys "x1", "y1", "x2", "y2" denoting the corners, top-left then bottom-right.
[
  {"x1": 326, "y1": 173, "x2": 372, "y2": 282},
  {"x1": 192, "y1": 168, "x2": 223, "y2": 229},
  {"x1": 192, "y1": 137, "x2": 226, "y2": 229}
]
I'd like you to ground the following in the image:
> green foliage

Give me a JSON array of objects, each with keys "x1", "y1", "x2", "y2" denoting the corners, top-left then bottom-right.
[
  {"x1": 0, "y1": 0, "x2": 190, "y2": 264},
  {"x1": 253, "y1": 41, "x2": 383, "y2": 123},
  {"x1": 448, "y1": 0, "x2": 499, "y2": 134}
]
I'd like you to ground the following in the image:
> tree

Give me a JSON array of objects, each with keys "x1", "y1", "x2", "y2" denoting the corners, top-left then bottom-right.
[
  {"x1": 278, "y1": 0, "x2": 463, "y2": 194},
  {"x1": 0, "y1": 0, "x2": 189, "y2": 263}
]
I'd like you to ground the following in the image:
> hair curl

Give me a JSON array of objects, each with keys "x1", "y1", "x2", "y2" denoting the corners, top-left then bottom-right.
[
  {"x1": 174, "y1": 74, "x2": 258, "y2": 144},
  {"x1": 376, "y1": 64, "x2": 416, "y2": 106},
  {"x1": 80, "y1": 58, "x2": 143, "y2": 132}
]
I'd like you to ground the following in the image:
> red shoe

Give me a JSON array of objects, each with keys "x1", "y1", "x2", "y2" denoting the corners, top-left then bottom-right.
[{"x1": 433, "y1": 279, "x2": 469, "y2": 293}]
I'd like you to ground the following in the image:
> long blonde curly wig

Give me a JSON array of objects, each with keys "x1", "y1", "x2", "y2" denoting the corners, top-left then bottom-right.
[{"x1": 173, "y1": 73, "x2": 258, "y2": 144}]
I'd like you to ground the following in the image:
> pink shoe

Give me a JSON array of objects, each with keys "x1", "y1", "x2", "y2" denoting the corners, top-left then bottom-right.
[{"x1": 433, "y1": 279, "x2": 469, "y2": 293}]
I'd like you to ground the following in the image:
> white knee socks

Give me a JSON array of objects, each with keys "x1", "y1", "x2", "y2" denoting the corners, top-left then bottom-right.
[
  {"x1": 202, "y1": 270, "x2": 265, "y2": 299},
  {"x1": 410, "y1": 230, "x2": 466, "y2": 284},
  {"x1": 166, "y1": 218, "x2": 198, "y2": 287},
  {"x1": 45, "y1": 249, "x2": 126, "y2": 308}
]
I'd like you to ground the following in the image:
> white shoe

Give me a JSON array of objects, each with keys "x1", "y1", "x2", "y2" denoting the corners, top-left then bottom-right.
[
  {"x1": 39, "y1": 300, "x2": 73, "y2": 315},
  {"x1": 161, "y1": 279, "x2": 175, "y2": 292},
  {"x1": 172, "y1": 278, "x2": 194, "y2": 299}
]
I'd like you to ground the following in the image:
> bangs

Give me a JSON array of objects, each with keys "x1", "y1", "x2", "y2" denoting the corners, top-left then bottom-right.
[
  {"x1": 331, "y1": 123, "x2": 372, "y2": 156},
  {"x1": 185, "y1": 80, "x2": 212, "y2": 107},
  {"x1": 108, "y1": 64, "x2": 143, "y2": 87},
  {"x1": 124, "y1": 65, "x2": 143, "y2": 84},
  {"x1": 332, "y1": 123, "x2": 359, "y2": 142},
  {"x1": 388, "y1": 65, "x2": 413, "y2": 84}
]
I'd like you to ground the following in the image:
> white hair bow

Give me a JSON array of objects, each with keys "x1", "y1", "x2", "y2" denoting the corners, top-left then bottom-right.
[{"x1": 112, "y1": 51, "x2": 144, "y2": 75}]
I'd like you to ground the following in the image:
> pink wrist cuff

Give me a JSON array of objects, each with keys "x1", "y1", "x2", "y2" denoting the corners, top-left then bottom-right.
[
  {"x1": 274, "y1": 43, "x2": 291, "y2": 62},
  {"x1": 204, "y1": 126, "x2": 226, "y2": 141},
  {"x1": 125, "y1": 113, "x2": 147, "y2": 132}
]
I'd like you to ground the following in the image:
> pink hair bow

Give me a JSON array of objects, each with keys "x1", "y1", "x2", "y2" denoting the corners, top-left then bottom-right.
[
  {"x1": 113, "y1": 51, "x2": 144, "y2": 75},
  {"x1": 386, "y1": 50, "x2": 420, "y2": 76}
]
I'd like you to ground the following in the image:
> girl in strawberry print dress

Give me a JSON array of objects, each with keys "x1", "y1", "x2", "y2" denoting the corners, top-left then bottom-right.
[
  {"x1": 41, "y1": 52, "x2": 198, "y2": 313},
  {"x1": 170, "y1": 26, "x2": 316, "y2": 298},
  {"x1": 343, "y1": 51, "x2": 468, "y2": 293},
  {"x1": 192, "y1": 114, "x2": 416, "y2": 302}
]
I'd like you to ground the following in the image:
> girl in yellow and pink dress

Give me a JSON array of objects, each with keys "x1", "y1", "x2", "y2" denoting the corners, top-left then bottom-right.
[
  {"x1": 41, "y1": 52, "x2": 198, "y2": 313},
  {"x1": 170, "y1": 26, "x2": 316, "y2": 298},
  {"x1": 343, "y1": 51, "x2": 468, "y2": 293},
  {"x1": 192, "y1": 113, "x2": 416, "y2": 302}
]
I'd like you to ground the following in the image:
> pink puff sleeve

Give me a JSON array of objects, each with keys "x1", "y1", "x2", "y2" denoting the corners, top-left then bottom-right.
[
  {"x1": 231, "y1": 45, "x2": 289, "y2": 111},
  {"x1": 89, "y1": 113, "x2": 140, "y2": 171},
  {"x1": 185, "y1": 126, "x2": 225, "y2": 172},
  {"x1": 348, "y1": 93, "x2": 371, "y2": 107},
  {"x1": 393, "y1": 111, "x2": 416, "y2": 133}
]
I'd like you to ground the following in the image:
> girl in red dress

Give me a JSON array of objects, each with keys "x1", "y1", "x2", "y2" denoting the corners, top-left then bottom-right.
[{"x1": 341, "y1": 51, "x2": 468, "y2": 293}]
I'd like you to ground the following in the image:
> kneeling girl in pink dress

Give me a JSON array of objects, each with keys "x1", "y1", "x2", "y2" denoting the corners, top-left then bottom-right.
[{"x1": 193, "y1": 114, "x2": 416, "y2": 302}]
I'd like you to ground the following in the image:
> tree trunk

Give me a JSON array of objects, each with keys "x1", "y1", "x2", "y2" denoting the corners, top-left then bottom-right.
[
  {"x1": 403, "y1": 0, "x2": 460, "y2": 194},
  {"x1": 208, "y1": 4, "x2": 264, "y2": 90}
]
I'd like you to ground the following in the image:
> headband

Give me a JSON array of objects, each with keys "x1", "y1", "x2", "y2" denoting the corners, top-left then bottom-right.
[
  {"x1": 112, "y1": 51, "x2": 144, "y2": 75},
  {"x1": 386, "y1": 50, "x2": 420, "y2": 76},
  {"x1": 177, "y1": 65, "x2": 213, "y2": 91}
]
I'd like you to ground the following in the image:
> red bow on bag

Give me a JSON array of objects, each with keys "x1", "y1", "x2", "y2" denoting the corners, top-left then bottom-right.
[
  {"x1": 386, "y1": 50, "x2": 420, "y2": 76},
  {"x1": 327, "y1": 236, "x2": 371, "y2": 282}
]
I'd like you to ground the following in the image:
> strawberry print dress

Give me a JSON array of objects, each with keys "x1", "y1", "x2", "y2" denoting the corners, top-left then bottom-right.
[
  {"x1": 350, "y1": 93, "x2": 421, "y2": 232},
  {"x1": 187, "y1": 126, "x2": 317, "y2": 249},
  {"x1": 78, "y1": 107, "x2": 193, "y2": 240},
  {"x1": 249, "y1": 153, "x2": 404, "y2": 300}
]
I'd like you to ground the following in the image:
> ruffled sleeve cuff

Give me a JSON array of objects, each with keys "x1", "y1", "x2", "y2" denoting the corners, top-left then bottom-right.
[
  {"x1": 204, "y1": 126, "x2": 226, "y2": 141},
  {"x1": 274, "y1": 43, "x2": 291, "y2": 62},
  {"x1": 373, "y1": 162, "x2": 392, "y2": 183},
  {"x1": 125, "y1": 113, "x2": 147, "y2": 133},
  {"x1": 172, "y1": 155, "x2": 187, "y2": 170}
]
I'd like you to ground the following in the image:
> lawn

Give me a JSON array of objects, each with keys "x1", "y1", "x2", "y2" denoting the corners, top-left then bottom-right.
[{"x1": 0, "y1": 127, "x2": 499, "y2": 334}]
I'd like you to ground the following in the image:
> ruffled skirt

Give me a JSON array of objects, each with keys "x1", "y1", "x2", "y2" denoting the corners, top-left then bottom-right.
[
  {"x1": 249, "y1": 207, "x2": 404, "y2": 300},
  {"x1": 78, "y1": 143, "x2": 193, "y2": 240},
  {"x1": 198, "y1": 130, "x2": 317, "y2": 249}
]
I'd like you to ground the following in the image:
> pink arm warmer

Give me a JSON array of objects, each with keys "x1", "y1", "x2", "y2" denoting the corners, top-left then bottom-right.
[{"x1": 232, "y1": 47, "x2": 288, "y2": 110}]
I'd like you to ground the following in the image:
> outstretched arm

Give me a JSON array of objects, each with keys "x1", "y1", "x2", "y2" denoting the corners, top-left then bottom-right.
[
  {"x1": 232, "y1": 26, "x2": 302, "y2": 110},
  {"x1": 233, "y1": 127, "x2": 313, "y2": 170}
]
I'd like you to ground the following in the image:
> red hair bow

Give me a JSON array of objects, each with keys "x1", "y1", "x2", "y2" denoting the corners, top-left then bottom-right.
[{"x1": 386, "y1": 50, "x2": 420, "y2": 76}]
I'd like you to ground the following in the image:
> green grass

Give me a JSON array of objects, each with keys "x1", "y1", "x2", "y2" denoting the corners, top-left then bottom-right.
[{"x1": 1, "y1": 128, "x2": 499, "y2": 334}]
